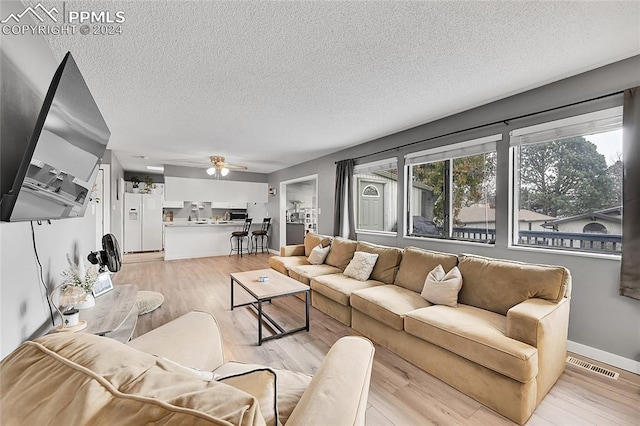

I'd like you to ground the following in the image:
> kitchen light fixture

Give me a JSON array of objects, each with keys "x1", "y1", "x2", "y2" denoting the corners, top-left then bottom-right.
[{"x1": 146, "y1": 165, "x2": 164, "y2": 172}]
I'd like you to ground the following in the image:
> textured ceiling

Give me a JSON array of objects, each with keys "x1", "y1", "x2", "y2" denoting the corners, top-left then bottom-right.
[{"x1": 40, "y1": 0, "x2": 640, "y2": 174}]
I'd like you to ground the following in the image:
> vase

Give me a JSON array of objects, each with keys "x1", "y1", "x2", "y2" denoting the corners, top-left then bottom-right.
[{"x1": 75, "y1": 293, "x2": 95, "y2": 310}]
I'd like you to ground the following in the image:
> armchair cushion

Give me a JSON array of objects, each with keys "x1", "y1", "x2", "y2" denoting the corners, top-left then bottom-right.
[
  {"x1": 217, "y1": 368, "x2": 279, "y2": 426},
  {"x1": 215, "y1": 361, "x2": 313, "y2": 425}
]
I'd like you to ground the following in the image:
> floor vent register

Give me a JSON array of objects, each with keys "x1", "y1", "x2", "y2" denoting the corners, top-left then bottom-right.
[{"x1": 566, "y1": 356, "x2": 619, "y2": 380}]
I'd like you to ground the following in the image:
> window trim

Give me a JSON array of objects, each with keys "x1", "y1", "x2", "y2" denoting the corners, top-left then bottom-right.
[
  {"x1": 508, "y1": 107, "x2": 623, "y2": 255},
  {"x1": 405, "y1": 135, "x2": 500, "y2": 244}
]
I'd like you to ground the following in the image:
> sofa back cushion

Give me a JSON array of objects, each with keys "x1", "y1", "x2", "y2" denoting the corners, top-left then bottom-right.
[
  {"x1": 356, "y1": 241, "x2": 403, "y2": 284},
  {"x1": 457, "y1": 254, "x2": 571, "y2": 315},
  {"x1": 394, "y1": 247, "x2": 459, "y2": 293},
  {"x1": 304, "y1": 233, "x2": 332, "y2": 257},
  {"x1": 325, "y1": 237, "x2": 358, "y2": 270},
  {"x1": 0, "y1": 333, "x2": 264, "y2": 426}
]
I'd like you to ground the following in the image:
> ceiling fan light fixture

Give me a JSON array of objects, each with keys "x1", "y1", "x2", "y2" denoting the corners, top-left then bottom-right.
[
  {"x1": 221, "y1": 167, "x2": 229, "y2": 176},
  {"x1": 206, "y1": 167, "x2": 216, "y2": 175}
]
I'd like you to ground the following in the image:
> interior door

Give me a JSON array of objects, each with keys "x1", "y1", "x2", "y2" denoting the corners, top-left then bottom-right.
[{"x1": 358, "y1": 181, "x2": 384, "y2": 231}]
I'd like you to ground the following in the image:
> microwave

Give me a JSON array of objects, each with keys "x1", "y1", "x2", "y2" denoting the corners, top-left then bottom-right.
[{"x1": 230, "y1": 211, "x2": 247, "y2": 220}]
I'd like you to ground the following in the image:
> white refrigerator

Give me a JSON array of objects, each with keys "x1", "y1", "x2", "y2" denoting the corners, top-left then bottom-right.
[{"x1": 124, "y1": 193, "x2": 163, "y2": 252}]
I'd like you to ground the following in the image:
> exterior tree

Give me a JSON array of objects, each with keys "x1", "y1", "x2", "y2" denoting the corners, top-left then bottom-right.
[
  {"x1": 412, "y1": 153, "x2": 495, "y2": 226},
  {"x1": 607, "y1": 158, "x2": 623, "y2": 206},
  {"x1": 518, "y1": 136, "x2": 614, "y2": 217}
]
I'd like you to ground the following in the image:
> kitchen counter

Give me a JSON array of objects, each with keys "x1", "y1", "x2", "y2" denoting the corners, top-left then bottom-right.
[
  {"x1": 164, "y1": 221, "x2": 249, "y2": 260},
  {"x1": 164, "y1": 221, "x2": 246, "y2": 227}
]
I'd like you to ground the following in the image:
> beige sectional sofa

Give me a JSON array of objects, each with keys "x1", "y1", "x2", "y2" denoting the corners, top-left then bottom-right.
[
  {"x1": 1, "y1": 311, "x2": 375, "y2": 425},
  {"x1": 269, "y1": 234, "x2": 572, "y2": 425}
]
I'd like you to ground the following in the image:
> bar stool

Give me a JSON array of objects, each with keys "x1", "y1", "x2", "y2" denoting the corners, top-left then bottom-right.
[
  {"x1": 252, "y1": 218, "x2": 271, "y2": 255},
  {"x1": 229, "y1": 218, "x2": 252, "y2": 257}
]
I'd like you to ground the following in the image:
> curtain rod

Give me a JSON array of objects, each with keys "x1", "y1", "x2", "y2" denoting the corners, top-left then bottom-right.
[{"x1": 337, "y1": 90, "x2": 624, "y2": 164}]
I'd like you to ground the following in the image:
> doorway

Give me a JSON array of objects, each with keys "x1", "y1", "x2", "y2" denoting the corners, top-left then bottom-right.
[{"x1": 279, "y1": 174, "x2": 318, "y2": 247}]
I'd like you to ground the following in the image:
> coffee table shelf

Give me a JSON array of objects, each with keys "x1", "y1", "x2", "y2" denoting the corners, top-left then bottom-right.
[{"x1": 230, "y1": 269, "x2": 309, "y2": 345}]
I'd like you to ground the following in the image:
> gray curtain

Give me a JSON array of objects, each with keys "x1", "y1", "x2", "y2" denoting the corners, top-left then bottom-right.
[
  {"x1": 620, "y1": 87, "x2": 640, "y2": 300},
  {"x1": 333, "y1": 159, "x2": 355, "y2": 239}
]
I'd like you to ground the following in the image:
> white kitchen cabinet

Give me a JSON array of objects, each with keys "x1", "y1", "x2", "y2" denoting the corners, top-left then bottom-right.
[
  {"x1": 212, "y1": 202, "x2": 247, "y2": 209},
  {"x1": 165, "y1": 177, "x2": 267, "y2": 203},
  {"x1": 162, "y1": 200, "x2": 184, "y2": 208}
]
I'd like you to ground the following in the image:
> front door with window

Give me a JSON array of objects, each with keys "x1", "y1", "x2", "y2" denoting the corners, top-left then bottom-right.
[{"x1": 358, "y1": 180, "x2": 384, "y2": 231}]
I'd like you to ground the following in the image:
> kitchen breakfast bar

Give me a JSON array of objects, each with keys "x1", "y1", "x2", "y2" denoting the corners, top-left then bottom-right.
[{"x1": 164, "y1": 221, "x2": 249, "y2": 260}]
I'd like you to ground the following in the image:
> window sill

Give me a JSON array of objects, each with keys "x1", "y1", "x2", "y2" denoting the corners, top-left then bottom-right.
[
  {"x1": 403, "y1": 235, "x2": 495, "y2": 248},
  {"x1": 507, "y1": 244, "x2": 621, "y2": 261},
  {"x1": 355, "y1": 230, "x2": 397, "y2": 237}
]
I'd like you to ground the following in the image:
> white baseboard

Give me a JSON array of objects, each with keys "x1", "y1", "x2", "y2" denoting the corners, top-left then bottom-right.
[
  {"x1": 567, "y1": 340, "x2": 640, "y2": 374},
  {"x1": 268, "y1": 248, "x2": 279, "y2": 255}
]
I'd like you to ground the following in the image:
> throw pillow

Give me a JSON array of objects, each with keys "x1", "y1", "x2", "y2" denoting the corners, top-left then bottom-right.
[
  {"x1": 421, "y1": 264, "x2": 463, "y2": 307},
  {"x1": 343, "y1": 251, "x2": 379, "y2": 281},
  {"x1": 307, "y1": 244, "x2": 331, "y2": 265},
  {"x1": 216, "y1": 368, "x2": 279, "y2": 426}
]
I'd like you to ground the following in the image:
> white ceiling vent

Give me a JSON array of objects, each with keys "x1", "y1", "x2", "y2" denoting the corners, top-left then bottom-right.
[{"x1": 566, "y1": 356, "x2": 619, "y2": 380}]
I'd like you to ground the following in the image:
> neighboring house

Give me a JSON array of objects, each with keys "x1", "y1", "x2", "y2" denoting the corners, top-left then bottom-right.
[
  {"x1": 541, "y1": 206, "x2": 622, "y2": 235},
  {"x1": 456, "y1": 206, "x2": 555, "y2": 231}
]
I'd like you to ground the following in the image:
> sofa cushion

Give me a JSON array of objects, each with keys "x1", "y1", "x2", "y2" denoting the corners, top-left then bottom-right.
[
  {"x1": 1, "y1": 333, "x2": 265, "y2": 425},
  {"x1": 405, "y1": 305, "x2": 538, "y2": 383},
  {"x1": 356, "y1": 241, "x2": 403, "y2": 284},
  {"x1": 307, "y1": 244, "x2": 331, "y2": 265},
  {"x1": 421, "y1": 265, "x2": 463, "y2": 307},
  {"x1": 289, "y1": 264, "x2": 342, "y2": 285},
  {"x1": 351, "y1": 285, "x2": 431, "y2": 331},
  {"x1": 457, "y1": 254, "x2": 571, "y2": 316},
  {"x1": 343, "y1": 251, "x2": 379, "y2": 281},
  {"x1": 269, "y1": 255, "x2": 310, "y2": 275},
  {"x1": 214, "y1": 361, "x2": 313, "y2": 426},
  {"x1": 394, "y1": 247, "x2": 458, "y2": 293},
  {"x1": 304, "y1": 233, "x2": 332, "y2": 257},
  {"x1": 311, "y1": 274, "x2": 384, "y2": 306},
  {"x1": 325, "y1": 237, "x2": 358, "y2": 270}
]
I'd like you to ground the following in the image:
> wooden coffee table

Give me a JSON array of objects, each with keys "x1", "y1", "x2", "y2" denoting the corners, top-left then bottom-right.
[{"x1": 230, "y1": 269, "x2": 310, "y2": 345}]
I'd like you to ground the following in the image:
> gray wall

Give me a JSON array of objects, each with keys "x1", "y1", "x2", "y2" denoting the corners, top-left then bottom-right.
[
  {"x1": 0, "y1": 1, "x2": 98, "y2": 358},
  {"x1": 267, "y1": 56, "x2": 640, "y2": 362},
  {"x1": 164, "y1": 165, "x2": 268, "y2": 183}
]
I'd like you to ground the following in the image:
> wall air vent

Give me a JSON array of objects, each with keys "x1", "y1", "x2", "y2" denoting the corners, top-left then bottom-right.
[{"x1": 566, "y1": 356, "x2": 619, "y2": 380}]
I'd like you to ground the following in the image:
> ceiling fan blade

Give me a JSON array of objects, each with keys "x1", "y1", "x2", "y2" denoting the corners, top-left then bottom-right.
[{"x1": 224, "y1": 164, "x2": 248, "y2": 170}]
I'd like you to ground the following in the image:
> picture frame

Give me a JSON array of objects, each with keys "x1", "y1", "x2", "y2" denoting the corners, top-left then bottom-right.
[{"x1": 93, "y1": 272, "x2": 114, "y2": 297}]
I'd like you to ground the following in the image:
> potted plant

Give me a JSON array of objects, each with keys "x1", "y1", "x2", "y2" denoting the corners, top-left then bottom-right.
[
  {"x1": 131, "y1": 176, "x2": 141, "y2": 193},
  {"x1": 60, "y1": 255, "x2": 99, "y2": 309},
  {"x1": 142, "y1": 175, "x2": 156, "y2": 194}
]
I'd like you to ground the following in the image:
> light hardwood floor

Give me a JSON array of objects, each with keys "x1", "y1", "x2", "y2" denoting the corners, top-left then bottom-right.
[{"x1": 116, "y1": 253, "x2": 640, "y2": 425}]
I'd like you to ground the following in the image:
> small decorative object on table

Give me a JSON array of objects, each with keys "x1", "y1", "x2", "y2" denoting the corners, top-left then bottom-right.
[
  {"x1": 257, "y1": 275, "x2": 269, "y2": 283},
  {"x1": 60, "y1": 255, "x2": 98, "y2": 309}
]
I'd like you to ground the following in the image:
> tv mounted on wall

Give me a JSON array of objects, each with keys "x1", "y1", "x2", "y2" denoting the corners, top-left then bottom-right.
[{"x1": 0, "y1": 52, "x2": 110, "y2": 222}]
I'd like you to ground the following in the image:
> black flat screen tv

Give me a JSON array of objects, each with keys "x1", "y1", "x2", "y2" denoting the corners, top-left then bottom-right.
[{"x1": 0, "y1": 52, "x2": 110, "y2": 222}]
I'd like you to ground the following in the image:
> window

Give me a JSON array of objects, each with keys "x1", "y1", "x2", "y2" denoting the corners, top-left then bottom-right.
[
  {"x1": 354, "y1": 158, "x2": 397, "y2": 233},
  {"x1": 510, "y1": 107, "x2": 623, "y2": 254},
  {"x1": 405, "y1": 135, "x2": 500, "y2": 243}
]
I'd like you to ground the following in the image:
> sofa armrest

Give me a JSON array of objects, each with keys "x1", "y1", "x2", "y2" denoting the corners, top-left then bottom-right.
[
  {"x1": 127, "y1": 311, "x2": 225, "y2": 371},
  {"x1": 507, "y1": 297, "x2": 571, "y2": 403},
  {"x1": 286, "y1": 336, "x2": 374, "y2": 426},
  {"x1": 281, "y1": 244, "x2": 305, "y2": 257}
]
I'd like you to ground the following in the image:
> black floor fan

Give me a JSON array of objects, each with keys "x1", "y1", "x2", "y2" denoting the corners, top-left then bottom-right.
[{"x1": 88, "y1": 234, "x2": 122, "y2": 273}]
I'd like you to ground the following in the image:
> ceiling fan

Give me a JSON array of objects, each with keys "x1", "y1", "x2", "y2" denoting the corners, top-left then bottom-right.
[{"x1": 206, "y1": 156, "x2": 248, "y2": 176}]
